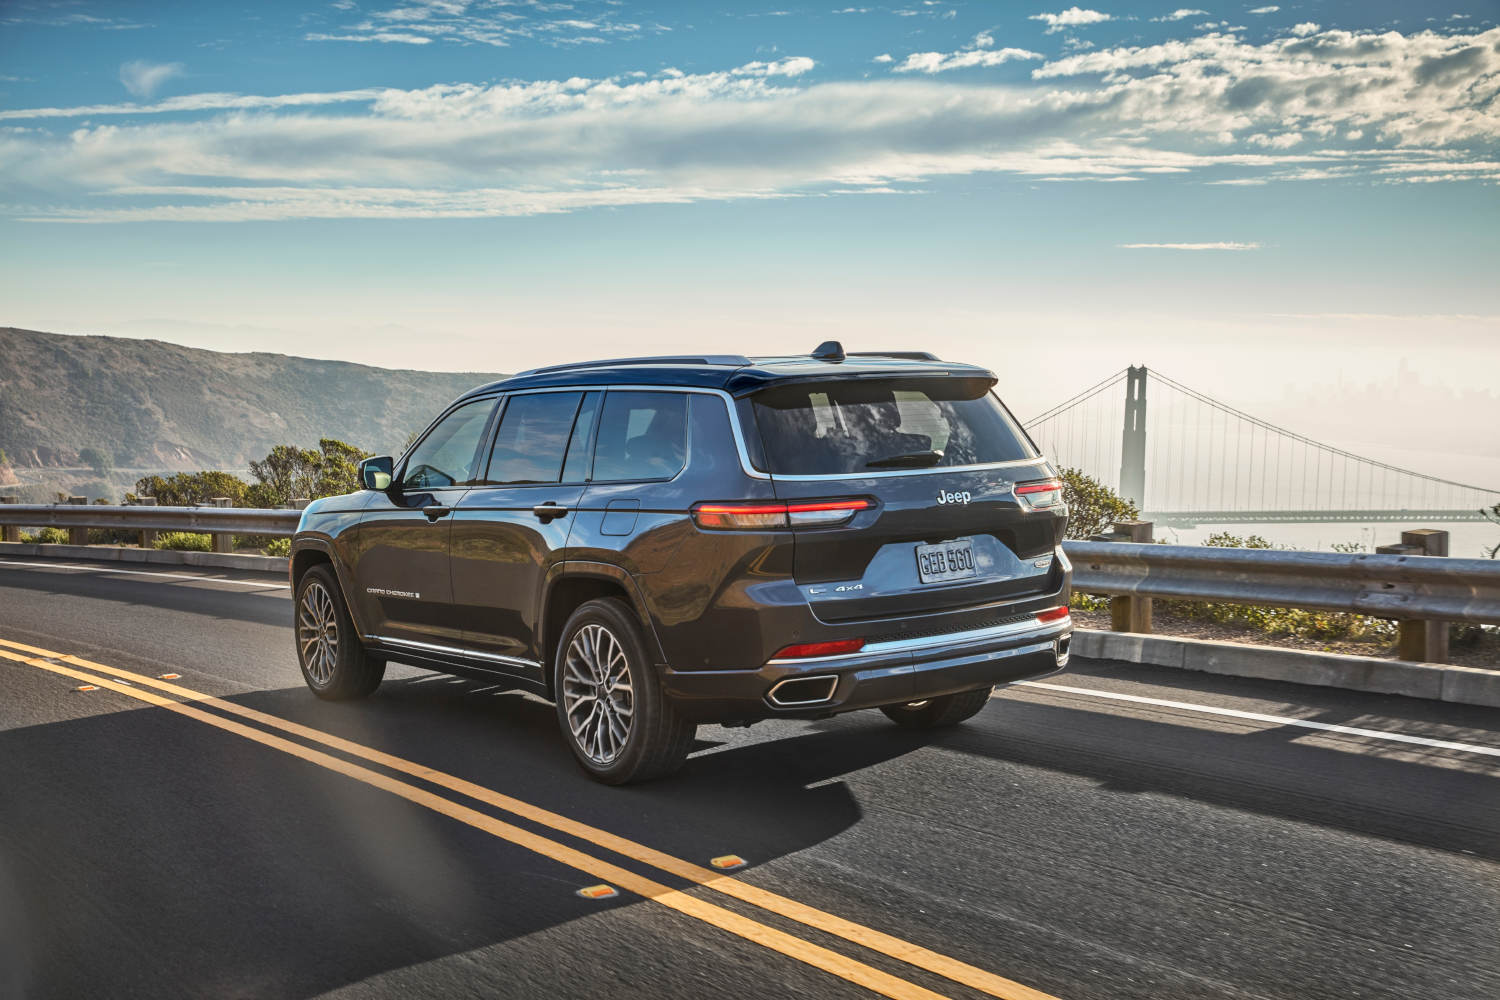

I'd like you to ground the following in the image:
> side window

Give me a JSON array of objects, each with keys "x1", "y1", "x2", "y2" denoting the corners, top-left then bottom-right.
[
  {"x1": 484, "y1": 392, "x2": 583, "y2": 484},
  {"x1": 592, "y1": 392, "x2": 688, "y2": 482},
  {"x1": 400, "y1": 398, "x2": 496, "y2": 490},
  {"x1": 560, "y1": 391, "x2": 601, "y2": 483}
]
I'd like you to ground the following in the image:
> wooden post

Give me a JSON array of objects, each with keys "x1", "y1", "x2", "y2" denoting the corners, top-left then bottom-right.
[
  {"x1": 210, "y1": 497, "x2": 234, "y2": 553},
  {"x1": 66, "y1": 495, "x2": 88, "y2": 545},
  {"x1": 1107, "y1": 520, "x2": 1154, "y2": 634},
  {"x1": 134, "y1": 496, "x2": 157, "y2": 548},
  {"x1": 0, "y1": 496, "x2": 18, "y2": 543},
  {"x1": 1376, "y1": 529, "x2": 1449, "y2": 663}
]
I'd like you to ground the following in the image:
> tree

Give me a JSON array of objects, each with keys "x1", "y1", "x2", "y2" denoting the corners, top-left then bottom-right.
[
  {"x1": 244, "y1": 438, "x2": 372, "y2": 508},
  {"x1": 1058, "y1": 467, "x2": 1140, "y2": 540},
  {"x1": 78, "y1": 446, "x2": 112, "y2": 477},
  {"x1": 0, "y1": 447, "x2": 8, "y2": 466}
]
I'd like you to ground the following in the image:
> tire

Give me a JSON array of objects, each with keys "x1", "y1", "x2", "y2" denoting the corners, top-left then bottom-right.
[
  {"x1": 553, "y1": 598, "x2": 696, "y2": 785},
  {"x1": 880, "y1": 687, "x2": 992, "y2": 729},
  {"x1": 295, "y1": 564, "x2": 385, "y2": 701}
]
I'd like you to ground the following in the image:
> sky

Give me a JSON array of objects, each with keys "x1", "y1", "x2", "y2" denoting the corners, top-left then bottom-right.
[{"x1": 1, "y1": 0, "x2": 1498, "y2": 462}]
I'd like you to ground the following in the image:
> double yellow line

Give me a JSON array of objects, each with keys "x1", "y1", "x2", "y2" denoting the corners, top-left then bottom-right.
[{"x1": 0, "y1": 636, "x2": 1059, "y2": 1000}]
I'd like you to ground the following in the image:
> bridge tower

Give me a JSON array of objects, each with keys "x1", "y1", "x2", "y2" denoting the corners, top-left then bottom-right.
[{"x1": 1118, "y1": 366, "x2": 1147, "y2": 508}]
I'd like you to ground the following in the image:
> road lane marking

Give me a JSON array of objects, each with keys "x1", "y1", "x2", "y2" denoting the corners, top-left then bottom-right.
[
  {"x1": 0, "y1": 559, "x2": 288, "y2": 589},
  {"x1": 1017, "y1": 681, "x2": 1500, "y2": 758},
  {"x1": 0, "y1": 637, "x2": 1061, "y2": 1000},
  {"x1": 0, "y1": 647, "x2": 956, "y2": 1000}
]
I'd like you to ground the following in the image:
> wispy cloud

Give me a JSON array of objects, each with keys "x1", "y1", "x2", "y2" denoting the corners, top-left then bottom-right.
[
  {"x1": 1029, "y1": 7, "x2": 1111, "y2": 34},
  {"x1": 1248, "y1": 6, "x2": 1280, "y2": 13},
  {"x1": 1153, "y1": 9, "x2": 1208, "y2": 22},
  {"x1": 893, "y1": 46, "x2": 1042, "y2": 74},
  {"x1": 304, "y1": 0, "x2": 659, "y2": 48},
  {"x1": 1119, "y1": 242, "x2": 1262, "y2": 250},
  {"x1": 119, "y1": 60, "x2": 184, "y2": 99},
  {"x1": 4, "y1": 24, "x2": 1498, "y2": 223}
]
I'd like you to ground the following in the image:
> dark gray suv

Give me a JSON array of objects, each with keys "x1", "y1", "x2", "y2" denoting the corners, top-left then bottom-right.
[{"x1": 289, "y1": 343, "x2": 1072, "y2": 783}]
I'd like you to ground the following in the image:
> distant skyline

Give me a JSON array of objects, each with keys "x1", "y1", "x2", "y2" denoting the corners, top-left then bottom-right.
[{"x1": 1, "y1": 1, "x2": 1497, "y2": 450}]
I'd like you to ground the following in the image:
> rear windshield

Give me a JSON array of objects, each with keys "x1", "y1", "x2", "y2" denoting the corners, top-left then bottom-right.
[{"x1": 750, "y1": 377, "x2": 1036, "y2": 475}]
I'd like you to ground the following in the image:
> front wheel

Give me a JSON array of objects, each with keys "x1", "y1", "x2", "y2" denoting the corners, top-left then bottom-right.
[
  {"x1": 554, "y1": 598, "x2": 696, "y2": 785},
  {"x1": 880, "y1": 687, "x2": 992, "y2": 729},
  {"x1": 295, "y1": 564, "x2": 385, "y2": 700}
]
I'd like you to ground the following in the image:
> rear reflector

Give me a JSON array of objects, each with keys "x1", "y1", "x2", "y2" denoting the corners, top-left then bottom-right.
[
  {"x1": 693, "y1": 498, "x2": 873, "y2": 530},
  {"x1": 773, "y1": 638, "x2": 865, "y2": 659},
  {"x1": 1035, "y1": 607, "x2": 1070, "y2": 623},
  {"x1": 1015, "y1": 479, "x2": 1063, "y2": 510}
]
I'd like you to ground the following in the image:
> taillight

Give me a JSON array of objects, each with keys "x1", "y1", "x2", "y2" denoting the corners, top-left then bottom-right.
[
  {"x1": 1015, "y1": 479, "x2": 1063, "y2": 510},
  {"x1": 692, "y1": 498, "x2": 873, "y2": 530},
  {"x1": 1035, "y1": 607, "x2": 1070, "y2": 623},
  {"x1": 773, "y1": 638, "x2": 865, "y2": 659}
]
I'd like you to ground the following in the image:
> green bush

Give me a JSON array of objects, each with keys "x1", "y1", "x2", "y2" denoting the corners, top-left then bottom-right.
[
  {"x1": 153, "y1": 531, "x2": 212, "y2": 552},
  {"x1": 261, "y1": 537, "x2": 291, "y2": 558},
  {"x1": 21, "y1": 526, "x2": 70, "y2": 545},
  {"x1": 1059, "y1": 467, "x2": 1140, "y2": 540}
]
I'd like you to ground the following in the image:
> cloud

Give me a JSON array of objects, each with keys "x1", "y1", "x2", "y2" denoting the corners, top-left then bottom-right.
[
  {"x1": 873, "y1": 53, "x2": 894, "y2": 63},
  {"x1": 1153, "y1": 9, "x2": 1208, "y2": 22},
  {"x1": 1248, "y1": 6, "x2": 1279, "y2": 13},
  {"x1": 305, "y1": 0, "x2": 658, "y2": 47},
  {"x1": 1288, "y1": 22, "x2": 1320, "y2": 37},
  {"x1": 893, "y1": 47, "x2": 1044, "y2": 74},
  {"x1": 1029, "y1": 8, "x2": 1111, "y2": 34},
  {"x1": 119, "y1": 60, "x2": 184, "y2": 99},
  {"x1": 1118, "y1": 242, "x2": 1262, "y2": 250},
  {"x1": 4, "y1": 25, "x2": 1498, "y2": 223}
]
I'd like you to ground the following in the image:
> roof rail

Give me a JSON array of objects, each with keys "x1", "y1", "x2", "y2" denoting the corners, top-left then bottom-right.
[
  {"x1": 847, "y1": 351, "x2": 942, "y2": 362},
  {"x1": 520, "y1": 355, "x2": 752, "y2": 376}
]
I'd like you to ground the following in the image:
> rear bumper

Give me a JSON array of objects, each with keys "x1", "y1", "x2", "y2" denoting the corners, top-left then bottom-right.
[{"x1": 662, "y1": 616, "x2": 1072, "y2": 722}]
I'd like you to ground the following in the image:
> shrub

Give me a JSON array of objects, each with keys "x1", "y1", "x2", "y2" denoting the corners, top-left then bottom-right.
[
  {"x1": 153, "y1": 531, "x2": 212, "y2": 552},
  {"x1": 1059, "y1": 467, "x2": 1140, "y2": 540},
  {"x1": 261, "y1": 537, "x2": 291, "y2": 557},
  {"x1": 23, "y1": 527, "x2": 71, "y2": 545}
]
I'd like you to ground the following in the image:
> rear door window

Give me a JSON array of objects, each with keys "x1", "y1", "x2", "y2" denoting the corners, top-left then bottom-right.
[
  {"x1": 750, "y1": 378, "x2": 1035, "y2": 475},
  {"x1": 591, "y1": 392, "x2": 688, "y2": 482},
  {"x1": 484, "y1": 392, "x2": 584, "y2": 484}
]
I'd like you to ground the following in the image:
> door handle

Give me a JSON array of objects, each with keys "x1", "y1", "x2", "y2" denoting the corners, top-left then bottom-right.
[
  {"x1": 532, "y1": 502, "x2": 569, "y2": 521},
  {"x1": 422, "y1": 504, "x2": 453, "y2": 522}
]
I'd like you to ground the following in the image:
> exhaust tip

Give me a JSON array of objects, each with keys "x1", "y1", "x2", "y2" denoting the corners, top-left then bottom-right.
[
  {"x1": 1055, "y1": 634, "x2": 1071, "y2": 668},
  {"x1": 766, "y1": 674, "x2": 839, "y2": 708}
]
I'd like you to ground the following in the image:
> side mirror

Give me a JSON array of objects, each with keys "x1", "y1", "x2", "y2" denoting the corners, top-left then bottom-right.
[{"x1": 359, "y1": 456, "x2": 394, "y2": 491}]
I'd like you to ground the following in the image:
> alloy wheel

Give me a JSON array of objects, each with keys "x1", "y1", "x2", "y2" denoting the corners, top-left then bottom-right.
[
  {"x1": 298, "y1": 581, "x2": 338, "y2": 685},
  {"x1": 562, "y1": 623, "x2": 635, "y2": 765}
]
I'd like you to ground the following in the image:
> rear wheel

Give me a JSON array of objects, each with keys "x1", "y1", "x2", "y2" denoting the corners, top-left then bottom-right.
[
  {"x1": 295, "y1": 564, "x2": 385, "y2": 700},
  {"x1": 880, "y1": 687, "x2": 992, "y2": 729},
  {"x1": 554, "y1": 598, "x2": 696, "y2": 785}
]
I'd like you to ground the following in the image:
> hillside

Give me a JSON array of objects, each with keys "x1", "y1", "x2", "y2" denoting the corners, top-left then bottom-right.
[{"x1": 0, "y1": 327, "x2": 506, "y2": 470}]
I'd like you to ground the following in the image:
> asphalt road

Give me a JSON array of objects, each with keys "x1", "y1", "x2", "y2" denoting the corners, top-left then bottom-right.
[{"x1": 1, "y1": 556, "x2": 1497, "y2": 1000}]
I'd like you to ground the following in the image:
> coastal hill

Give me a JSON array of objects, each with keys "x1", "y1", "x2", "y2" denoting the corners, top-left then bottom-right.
[{"x1": 0, "y1": 326, "x2": 506, "y2": 470}]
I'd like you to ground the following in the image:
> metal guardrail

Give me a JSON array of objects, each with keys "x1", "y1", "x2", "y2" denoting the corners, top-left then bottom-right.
[
  {"x1": 0, "y1": 503, "x2": 301, "y2": 538},
  {"x1": 1067, "y1": 540, "x2": 1500, "y2": 626}
]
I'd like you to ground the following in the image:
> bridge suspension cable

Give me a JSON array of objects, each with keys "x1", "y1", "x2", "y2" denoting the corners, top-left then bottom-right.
[{"x1": 1021, "y1": 366, "x2": 1500, "y2": 522}]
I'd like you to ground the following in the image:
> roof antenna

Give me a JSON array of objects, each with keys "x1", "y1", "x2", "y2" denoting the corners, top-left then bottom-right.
[{"x1": 811, "y1": 340, "x2": 845, "y2": 362}]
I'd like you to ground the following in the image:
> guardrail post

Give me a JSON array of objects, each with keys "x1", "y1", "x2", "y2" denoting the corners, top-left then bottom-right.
[
  {"x1": 134, "y1": 496, "x2": 157, "y2": 548},
  {"x1": 66, "y1": 496, "x2": 88, "y2": 545},
  {"x1": 209, "y1": 498, "x2": 235, "y2": 553},
  {"x1": 1100, "y1": 520, "x2": 1154, "y2": 634},
  {"x1": 1376, "y1": 529, "x2": 1450, "y2": 663},
  {"x1": 289, "y1": 498, "x2": 310, "y2": 511},
  {"x1": 0, "y1": 496, "x2": 18, "y2": 543}
]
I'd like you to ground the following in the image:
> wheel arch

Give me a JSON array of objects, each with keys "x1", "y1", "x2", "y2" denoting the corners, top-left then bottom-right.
[
  {"x1": 290, "y1": 538, "x2": 369, "y2": 636},
  {"x1": 540, "y1": 561, "x2": 666, "y2": 698}
]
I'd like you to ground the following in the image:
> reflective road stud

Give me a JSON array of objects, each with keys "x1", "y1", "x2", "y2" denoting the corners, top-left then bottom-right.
[
  {"x1": 711, "y1": 855, "x2": 747, "y2": 870},
  {"x1": 73, "y1": 684, "x2": 98, "y2": 692},
  {"x1": 576, "y1": 884, "x2": 619, "y2": 900},
  {"x1": 159, "y1": 673, "x2": 181, "y2": 680}
]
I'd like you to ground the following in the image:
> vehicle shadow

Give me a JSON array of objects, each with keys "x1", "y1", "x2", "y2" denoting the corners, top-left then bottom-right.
[{"x1": 0, "y1": 671, "x2": 931, "y2": 1000}]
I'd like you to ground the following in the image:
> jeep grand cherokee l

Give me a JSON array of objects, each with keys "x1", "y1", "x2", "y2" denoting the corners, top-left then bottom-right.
[{"x1": 289, "y1": 343, "x2": 1072, "y2": 783}]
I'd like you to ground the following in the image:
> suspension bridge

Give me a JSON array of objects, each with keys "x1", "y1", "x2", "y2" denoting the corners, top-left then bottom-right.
[{"x1": 1022, "y1": 367, "x2": 1500, "y2": 528}]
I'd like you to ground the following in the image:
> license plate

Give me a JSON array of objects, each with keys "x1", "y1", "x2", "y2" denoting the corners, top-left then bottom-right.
[{"x1": 915, "y1": 539, "x2": 977, "y2": 584}]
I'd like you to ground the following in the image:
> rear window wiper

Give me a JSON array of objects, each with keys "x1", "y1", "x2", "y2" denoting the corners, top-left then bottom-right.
[{"x1": 865, "y1": 451, "x2": 943, "y2": 469}]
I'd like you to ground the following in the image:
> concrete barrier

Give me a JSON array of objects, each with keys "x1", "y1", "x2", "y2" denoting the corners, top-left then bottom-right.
[
  {"x1": 1070, "y1": 629, "x2": 1500, "y2": 709},
  {"x1": 0, "y1": 542, "x2": 287, "y2": 575}
]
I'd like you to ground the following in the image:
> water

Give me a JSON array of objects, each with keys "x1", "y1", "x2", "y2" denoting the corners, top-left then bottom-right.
[{"x1": 1157, "y1": 520, "x2": 1498, "y2": 559}]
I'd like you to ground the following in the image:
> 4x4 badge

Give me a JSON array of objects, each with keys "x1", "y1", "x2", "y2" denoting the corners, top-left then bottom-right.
[{"x1": 936, "y1": 490, "x2": 972, "y2": 505}]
